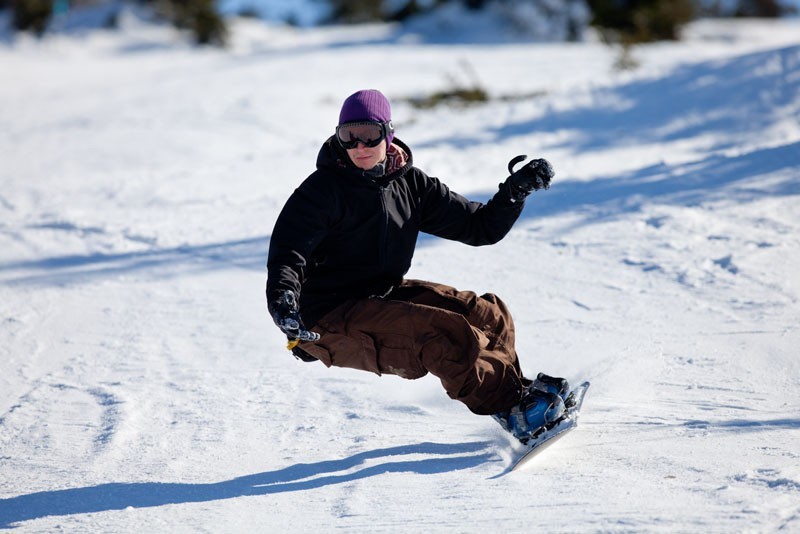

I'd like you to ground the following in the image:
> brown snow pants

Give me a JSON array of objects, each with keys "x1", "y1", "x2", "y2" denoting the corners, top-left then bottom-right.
[{"x1": 298, "y1": 279, "x2": 528, "y2": 415}]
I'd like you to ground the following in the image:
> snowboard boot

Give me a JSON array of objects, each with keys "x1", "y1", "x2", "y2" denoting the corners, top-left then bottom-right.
[
  {"x1": 494, "y1": 389, "x2": 566, "y2": 444},
  {"x1": 532, "y1": 373, "x2": 570, "y2": 403}
]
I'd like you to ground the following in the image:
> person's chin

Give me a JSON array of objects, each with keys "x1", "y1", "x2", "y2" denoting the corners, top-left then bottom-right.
[{"x1": 355, "y1": 159, "x2": 375, "y2": 169}]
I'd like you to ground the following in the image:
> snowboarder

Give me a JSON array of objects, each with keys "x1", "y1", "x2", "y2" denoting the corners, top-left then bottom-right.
[{"x1": 267, "y1": 89, "x2": 567, "y2": 443}]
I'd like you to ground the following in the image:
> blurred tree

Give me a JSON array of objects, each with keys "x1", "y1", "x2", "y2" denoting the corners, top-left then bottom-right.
[
  {"x1": 734, "y1": 0, "x2": 790, "y2": 17},
  {"x1": 173, "y1": 0, "x2": 228, "y2": 45},
  {"x1": 390, "y1": 0, "x2": 449, "y2": 21},
  {"x1": 587, "y1": 0, "x2": 695, "y2": 43},
  {"x1": 327, "y1": 0, "x2": 452, "y2": 23},
  {"x1": 328, "y1": 0, "x2": 383, "y2": 22},
  {"x1": 11, "y1": 0, "x2": 52, "y2": 35},
  {"x1": 464, "y1": 0, "x2": 487, "y2": 9},
  {"x1": 697, "y1": 0, "x2": 796, "y2": 16},
  {"x1": 327, "y1": 0, "x2": 589, "y2": 39},
  {"x1": 493, "y1": 0, "x2": 591, "y2": 42},
  {"x1": 149, "y1": 0, "x2": 228, "y2": 45}
]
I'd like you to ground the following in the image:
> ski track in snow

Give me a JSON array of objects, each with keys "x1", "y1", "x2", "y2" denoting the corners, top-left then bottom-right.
[{"x1": 1, "y1": 14, "x2": 800, "y2": 533}]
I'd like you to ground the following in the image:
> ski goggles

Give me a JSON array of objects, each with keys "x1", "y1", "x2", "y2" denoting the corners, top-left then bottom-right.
[{"x1": 335, "y1": 121, "x2": 393, "y2": 149}]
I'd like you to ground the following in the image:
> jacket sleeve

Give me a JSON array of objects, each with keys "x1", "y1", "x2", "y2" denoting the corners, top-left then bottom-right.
[
  {"x1": 417, "y1": 171, "x2": 525, "y2": 246},
  {"x1": 266, "y1": 175, "x2": 335, "y2": 302}
]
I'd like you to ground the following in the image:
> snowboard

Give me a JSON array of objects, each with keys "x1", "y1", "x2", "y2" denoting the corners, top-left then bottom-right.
[{"x1": 510, "y1": 381, "x2": 590, "y2": 472}]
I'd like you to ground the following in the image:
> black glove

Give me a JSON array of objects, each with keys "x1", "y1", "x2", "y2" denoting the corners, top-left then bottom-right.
[
  {"x1": 268, "y1": 289, "x2": 320, "y2": 342},
  {"x1": 505, "y1": 155, "x2": 554, "y2": 202}
]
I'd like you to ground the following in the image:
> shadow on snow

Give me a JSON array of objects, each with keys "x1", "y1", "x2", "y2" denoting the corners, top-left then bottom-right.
[
  {"x1": 456, "y1": 138, "x2": 800, "y2": 241},
  {"x1": 522, "y1": 140, "x2": 800, "y2": 225},
  {"x1": 618, "y1": 416, "x2": 800, "y2": 435},
  {"x1": 422, "y1": 45, "x2": 800, "y2": 234},
  {"x1": 0, "y1": 236, "x2": 269, "y2": 287},
  {"x1": 0, "y1": 441, "x2": 495, "y2": 529},
  {"x1": 416, "y1": 45, "x2": 800, "y2": 154}
]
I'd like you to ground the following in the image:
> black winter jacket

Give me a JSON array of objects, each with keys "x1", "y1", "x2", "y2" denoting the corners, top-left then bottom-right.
[{"x1": 266, "y1": 136, "x2": 525, "y2": 327}]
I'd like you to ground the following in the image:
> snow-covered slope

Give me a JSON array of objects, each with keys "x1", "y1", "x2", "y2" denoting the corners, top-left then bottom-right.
[{"x1": 1, "y1": 15, "x2": 799, "y2": 532}]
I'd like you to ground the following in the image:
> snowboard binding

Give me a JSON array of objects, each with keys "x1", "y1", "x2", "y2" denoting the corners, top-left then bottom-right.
[{"x1": 494, "y1": 373, "x2": 572, "y2": 444}]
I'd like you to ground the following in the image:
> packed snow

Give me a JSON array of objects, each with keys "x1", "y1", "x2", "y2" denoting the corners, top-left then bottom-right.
[{"x1": 1, "y1": 12, "x2": 799, "y2": 532}]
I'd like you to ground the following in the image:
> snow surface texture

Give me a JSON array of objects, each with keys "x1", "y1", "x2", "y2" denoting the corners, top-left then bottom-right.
[{"x1": 1, "y1": 14, "x2": 799, "y2": 533}]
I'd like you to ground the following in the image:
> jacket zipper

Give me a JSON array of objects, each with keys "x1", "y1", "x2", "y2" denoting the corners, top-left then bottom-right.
[{"x1": 378, "y1": 185, "x2": 389, "y2": 270}]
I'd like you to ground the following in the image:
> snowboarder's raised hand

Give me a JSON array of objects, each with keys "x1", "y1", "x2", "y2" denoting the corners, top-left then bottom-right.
[
  {"x1": 505, "y1": 155, "x2": 554, "y2": 202},
  {"x1": 268, "y1": 289, "x2": 320, "y2": 343}
]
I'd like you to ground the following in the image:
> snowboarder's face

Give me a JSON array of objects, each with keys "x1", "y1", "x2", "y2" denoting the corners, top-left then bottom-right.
[{"x1": 346, "y1": 140, "x2": 387, "y2": 171}]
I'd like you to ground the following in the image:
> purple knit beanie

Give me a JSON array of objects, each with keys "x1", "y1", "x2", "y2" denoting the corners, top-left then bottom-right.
[{"x1": 338, "y1": 89, "x2": 394, "y2": 147}]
